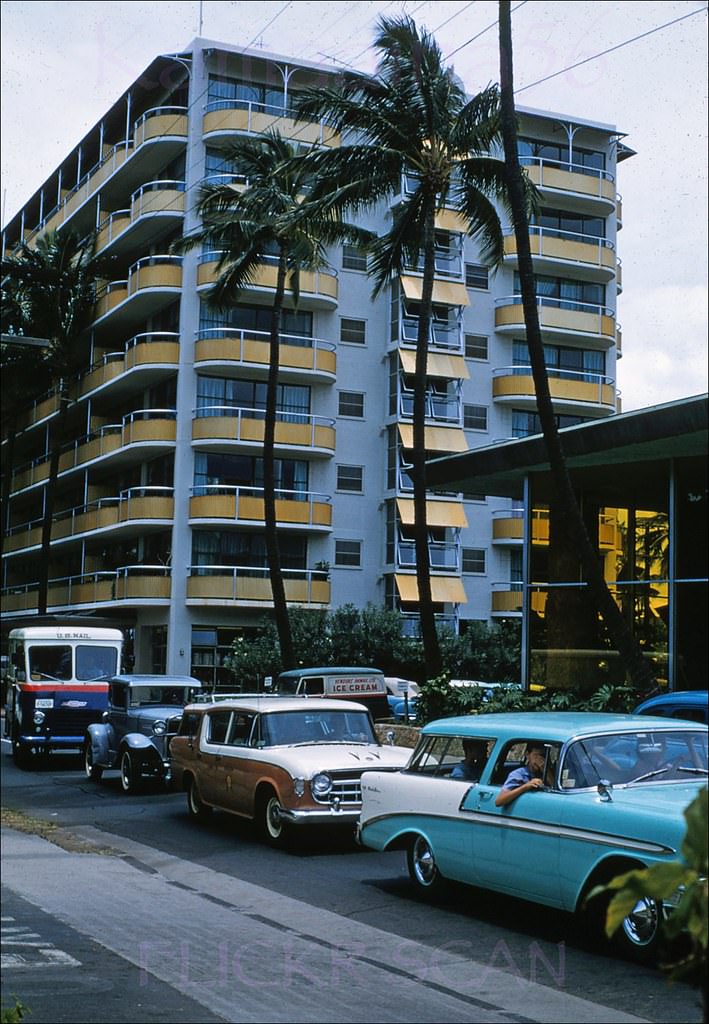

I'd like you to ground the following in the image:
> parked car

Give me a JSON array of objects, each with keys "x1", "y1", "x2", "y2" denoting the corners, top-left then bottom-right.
[
  {"x1": 634, "y1": 690, "x2": 708, "y2": 724},
  {"x1": 170, "y1": 697, "x2": 411, "y2": 844},
  {"x1": 84, "y1": 675, "x2": 201, "y2": 793},
  {"x1": 357, "y1": 712, "x2": 708, "y2": 962}
]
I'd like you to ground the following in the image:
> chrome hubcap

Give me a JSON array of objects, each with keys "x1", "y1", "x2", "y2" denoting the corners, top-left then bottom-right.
[
  {"x1": 413, "y1": 839, "x2": 436, "y2": 886},
  {"x1": 622, "y1": 898, "x2": 659, "y2": 946}
]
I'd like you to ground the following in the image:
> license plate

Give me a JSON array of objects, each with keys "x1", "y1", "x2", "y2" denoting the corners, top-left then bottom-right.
[{"x1": 35, "y1": 698, "x2": 54, "y2": 709}]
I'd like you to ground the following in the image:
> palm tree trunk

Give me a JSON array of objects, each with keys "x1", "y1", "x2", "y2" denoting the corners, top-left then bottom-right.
[
  {"x1": 498, "y1": 0, "x2": 655, "y2": 691},
  {"x1": 413, "y1": 194, "x2": 443, "y2": 680},
  {"x1": 264, "y1": 250, "x2": 295, "y2": 670},
  {"x1": 37, "y1": 400, "x2": 66, "y2": 616},
  {"x1": 0, "y1": 428, "x2": 16, "y2": 562}
]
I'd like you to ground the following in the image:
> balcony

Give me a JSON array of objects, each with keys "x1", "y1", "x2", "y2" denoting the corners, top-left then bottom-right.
[
  {"x1": 78, "y1": 333, "x2": 180, "y2": 400},
  {"x1": 503, "y1": 226, "x2": 615, "y2": 282},
  {"x1": 202, "y1": 99, "x2": 339, "y2": 148},
  {"x1": 185, "y1": 566, "x2": 330, "y2": 607},
  {"x1": 55, "y1": 487, "x2": 175, "y2": 545},
  {"x1": 397, "y1": 423, "x2": 467, "y2": 453},
  {"x1": 0, "y1": 565, "x2": 172, "y2": 616},
  {"x1": 195, "y1": 327, "x2": 336, "y2": 384},
  {"x1": 94, "y1": 256, "x2": 183, "y2": 327},
  {"x1": 520, "y1": 156, "x2": 616, "y2": 214},
  {"x1": 495, "y1": 296, "x2": 616, "y2": 346},
  {"x1": 491, "y1": 509, "x2": 617, "y2": 549},
  {"x1": 188, "y1": 485, "x2": 332, "y2": 529},
  {"x1": 96, "y1": 180, "x2": 185, "y2": 255},
  {"x1": 197, "y1": 252, "x2": 337, "y2": 310},
  {"x1": 2, "y1": 411, "x2": 177, "y2": 492},
  {"x1": 492, "y1": 366, "x2": 616, "y2": 416},
  {"x1": 25, "y1": 107, "x2": 188, "y2": 242},
  {"x1": 192, "y1": 406, "x2": 336, "y2": 457}
]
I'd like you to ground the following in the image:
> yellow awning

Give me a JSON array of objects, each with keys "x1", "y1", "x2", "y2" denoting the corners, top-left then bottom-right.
[
  {"x1": 398, "y1": 424, "x2": 468, "y2": 453},
  {"x1": 395, "y1": 574, "x2": 467, "y2": 604},
  {"x1": 435, "y1": 209, "x2": 470, "y2": 234},
  {"x1": 398, "y1": 348, "x2": 469, "y2": 380},
  {"x1": 396, "y1": 498, "x2": 468, "y2": 529},
  {"x1": 400, "y1": 275, "x2": 469, "y2": 307}
]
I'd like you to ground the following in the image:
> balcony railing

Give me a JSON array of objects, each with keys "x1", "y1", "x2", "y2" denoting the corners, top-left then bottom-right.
[
  {"x1": 202, "y1": 98, "x2": 337, "y2": 146},
  {"x1": 493, "y1": 365, "x2": 616, "y2": 409},
  {"x1": 519, "y1": 155, "x2": 615, "y2": 205},
  {"x1": 195, "y1": 326, "x2": 335, "y2": 377},
  {"x1": 185, "y1": 565, "x2": 330, "y2": 605},
  {"x1": 0, "y1": 565, "x2": 172, "y2": 613},
  {"x1": 189, "y1": 484, "x2": 332, "y2": 527},
  {"x1": 192, "y1": 404, "x2": 335, "y2": 451}
]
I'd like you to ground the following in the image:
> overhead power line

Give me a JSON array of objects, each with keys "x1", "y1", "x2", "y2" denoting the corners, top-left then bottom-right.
[{"x1": 516, "y1": 4, "x2": 708, "y2": 94}]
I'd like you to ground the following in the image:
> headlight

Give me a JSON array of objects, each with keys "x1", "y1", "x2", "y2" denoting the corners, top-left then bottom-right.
[
  {"x1": 33, "y1": 710, "x2": 46, "y2": 725},
  {"x1": 311, "y1": 772, "x2": 332, "y2": 797},
  {"x1": 152, "y1": 720, "x2": 167, "y2": 735}
]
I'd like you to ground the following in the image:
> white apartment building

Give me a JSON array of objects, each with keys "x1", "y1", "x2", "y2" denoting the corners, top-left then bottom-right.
[{"x1": 0, "y1": 40, "x2": 630, "y2": 684}]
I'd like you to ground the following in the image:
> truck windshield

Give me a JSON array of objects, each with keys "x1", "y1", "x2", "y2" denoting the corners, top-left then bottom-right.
[
  {"x1": 76, "y1": 645, "x2": 118, "y2": 681},
  {"x1": 28, "y1": 646, "x2": 72, "y2": 681}
]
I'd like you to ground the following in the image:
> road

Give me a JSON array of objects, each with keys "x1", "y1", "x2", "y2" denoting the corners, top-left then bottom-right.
[{"x1": 0, "y1": 742, "x2": 703, "y2": 1024}]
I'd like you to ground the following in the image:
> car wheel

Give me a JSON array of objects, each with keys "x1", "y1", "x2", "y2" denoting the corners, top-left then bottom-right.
[
  {"x1": 407, "y1": 835, "x2": 444, "y2": 895},
  {"x1": 84, "y1": 742, "x2": 103, "y2": 781},
  {"x1": 258, "y1": 790, "x2": 288, "y2": 846},
  {"x1": 583, "y1": 883, "x2": 662, "y2": 964},
  {"x1": 611, "y1": 896, "x2": 662, "y2": 963},
  {"x1": 187, "y1": 778, "x2": 211, "y2": 820},
  {"x1": 120, "y1": 750, "x2": 142, "y2": 795}
]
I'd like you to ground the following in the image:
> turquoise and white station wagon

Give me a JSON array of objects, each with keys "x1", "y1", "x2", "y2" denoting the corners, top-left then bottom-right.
[{"x1": 357, "y1": 712, "x2": 708, "y2": 961}]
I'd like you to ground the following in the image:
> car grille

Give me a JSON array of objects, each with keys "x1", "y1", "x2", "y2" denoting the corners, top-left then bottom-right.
[
  {"x1": 313, "y1": 772, "x2": 362, "y2": 807},
  {"x1": 44, "y1": 709, "x2": 104, "y2": 736}
]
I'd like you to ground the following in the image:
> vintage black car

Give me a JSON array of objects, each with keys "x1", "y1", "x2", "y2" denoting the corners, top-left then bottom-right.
[{"x1": 84, "y1": 674, "x2": 201, "y2": 793}]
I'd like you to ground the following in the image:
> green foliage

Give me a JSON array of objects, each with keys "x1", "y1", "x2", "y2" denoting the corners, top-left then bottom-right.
[
  {"x1": 415, "y1": 677, "x2": 643, "y2": 725},
  {"x1": 0, "y1": 1000, "x2": 30, "y2": 1023},
  {"x1": 591, "y1": 788, "x2": 707, "y2": 997}
]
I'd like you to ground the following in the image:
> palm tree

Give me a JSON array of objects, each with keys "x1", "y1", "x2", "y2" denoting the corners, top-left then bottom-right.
[
  {"x1": 498, "y1": 0, "x2": 655, "y2": 690},
  {"x1": 1, "y1": 229, "x2": 108, "y2": 613},
  {"x1": 174, "y1": 131, "x2": 372, "y2": 670},
  {"x1": 295, "y1": 16, "x2": 532, "y2": 680}
]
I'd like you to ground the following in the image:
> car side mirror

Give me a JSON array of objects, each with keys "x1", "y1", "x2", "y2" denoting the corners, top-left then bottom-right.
[
  {"x1": 386, "y1": 729, "x2": 395, "y2": 746},
  {"x1": 597, "y1": 779, "x2": 613, "y2": 802}
]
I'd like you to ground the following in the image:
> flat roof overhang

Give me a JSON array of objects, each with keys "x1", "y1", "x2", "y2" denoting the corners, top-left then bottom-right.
[{"x1": 426, "y1": 394, "x2": 708, "y2": 510}]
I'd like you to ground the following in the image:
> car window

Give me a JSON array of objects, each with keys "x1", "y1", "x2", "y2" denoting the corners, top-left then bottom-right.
[
  {"x1": 28, "y1": 645, "x2": 72, "y2": 681},
  {"x1": 226, "y1": 713, "x2": 255, "y2": 746},
  {"x1": 303, "y1": 677, "x2": 325, "y2": 696},
  {"x1": 109, "y1": 684, "x2": 128, "y2": 710},
  {"x1": 490, "y1": 740, "x2": 560, "y2": 788},
  {"x1": 178, "y1": 711, "x2": 202, "y2": 737},
  {"x1": 129, "y1": 686, "x2": 188, "y2": 706},
  {"x1": 258, "y1": 710, "x2": 375, "y2": 746},
  {"x1": 76, "y1": 645, "x2": 118, "y2": 681},
  {"x1": 407, "y1": 735, "x2": 492, "y2": 779},
  {"x1": 560, "y1": 729, "x2": 708, "y2": 788},
  {"x1": 206, "y1": 710, "x2": 232, "y2": 744}
]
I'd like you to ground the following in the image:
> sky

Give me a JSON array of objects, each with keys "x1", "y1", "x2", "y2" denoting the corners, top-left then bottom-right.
[{"x1": 2, "y1": 0, "x2": 707, "y2": 411}]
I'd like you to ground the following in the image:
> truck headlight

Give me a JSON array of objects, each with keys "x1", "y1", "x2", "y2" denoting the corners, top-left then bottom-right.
[
  {"x1": 152, "y1": 720, "x2": 167, "y2": 735},
  {"x1": 311, "y1": 772, "x2": 332, "y2": 797},
  {"x1": 33, "y1": 710, "x2": 46, "y2": 725}
]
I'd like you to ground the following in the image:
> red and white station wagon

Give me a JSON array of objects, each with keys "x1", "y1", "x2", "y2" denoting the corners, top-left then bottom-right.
[{"x1": 169, "y1": 697, "x2": 411, "y2": 844}]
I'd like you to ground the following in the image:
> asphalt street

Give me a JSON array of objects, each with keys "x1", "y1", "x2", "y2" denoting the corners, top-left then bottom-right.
[{"x1": 2, "y1": 824, "x2": 653, "y2": 1024}]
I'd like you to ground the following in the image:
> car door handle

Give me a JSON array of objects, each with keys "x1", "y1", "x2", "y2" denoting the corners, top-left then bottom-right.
[{"x1": 478, "y1": 790, "x2": 493, "y2": 800}]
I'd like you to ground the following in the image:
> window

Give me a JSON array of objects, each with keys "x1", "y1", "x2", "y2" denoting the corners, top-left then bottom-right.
[
  {"x1": 338, "y1": 391, "x2": 365, "y2": 418},
  {"x1": 513, "y1": 273, "x2": 605, "y2": 310},
  {"x1": 335, "y1": 540, "x2": 362, "y2": 567},
  {"x1": 336, "y1": 465, "x2": 363, "y2": 493},
  {"x1": 340, "y1": 317, "x2": 366, "y2": 345},
  {"x1": 463, "y1": 548, "x2": 486, "y2": 574},
  {"x1": 342, "y1": 244, "x2": 368, "y2": 271},
  {"x1": 466, "y1": 263, "x2": 488, "y2": 290},
  {"x1": 511, "y1": 409, "x2": 587, "y2": 438},
  {"x1": 464, "y1": 404, "x2": 488, "y2": 431},
  {"x1": 465, "y1": 334, "x2": 488, "y2": 360},
  {"x1": 207, "y1": 711, "x2": 232, "y2": 744}
]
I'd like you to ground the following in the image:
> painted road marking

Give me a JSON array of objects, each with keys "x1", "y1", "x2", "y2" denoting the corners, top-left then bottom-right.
[{"x1": 1, "y1": 917, "x2": 81, "y2": 969}]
